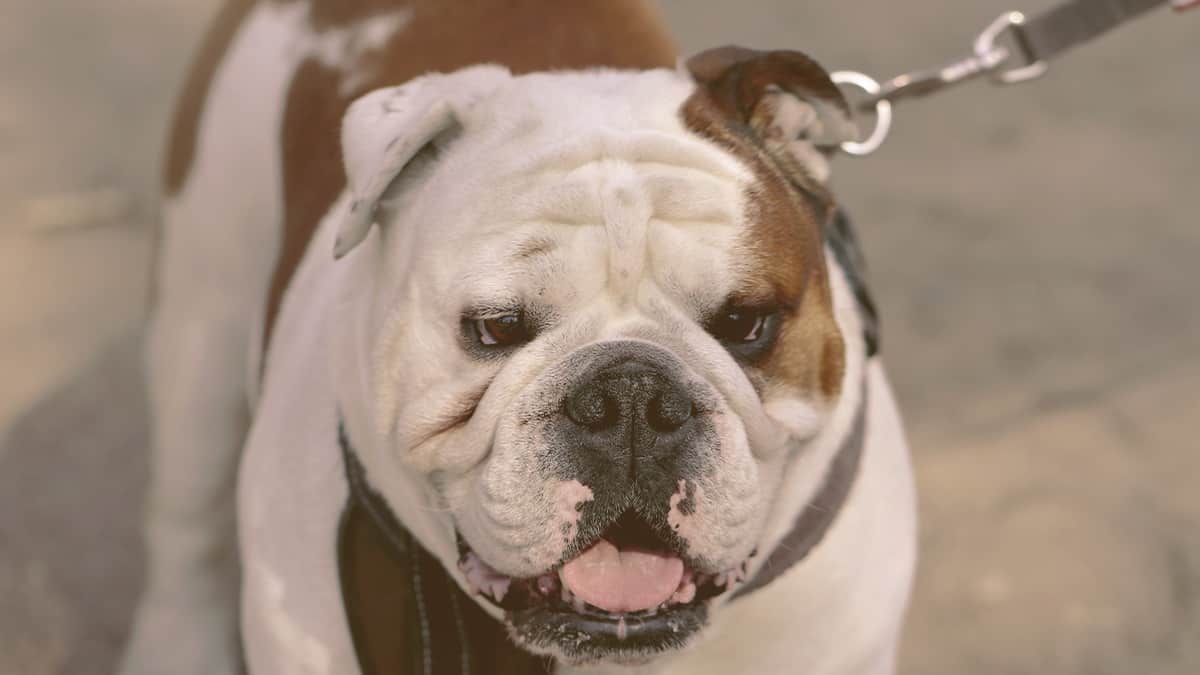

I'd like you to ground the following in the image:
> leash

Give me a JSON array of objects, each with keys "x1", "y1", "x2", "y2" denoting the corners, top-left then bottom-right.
[{"x1": 831, "y1": 0, "x2": 1197, "y2": 155}]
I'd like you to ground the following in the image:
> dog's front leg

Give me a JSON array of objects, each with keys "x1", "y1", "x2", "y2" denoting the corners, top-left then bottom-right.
[{"x1": 118, "y1": 298, "x2": 253, "y2": 675}]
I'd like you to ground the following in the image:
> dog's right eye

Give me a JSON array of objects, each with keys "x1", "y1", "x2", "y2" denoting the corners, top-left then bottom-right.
[{"x1": 471, "y1": 313, "x2": 529, "y2": 347}]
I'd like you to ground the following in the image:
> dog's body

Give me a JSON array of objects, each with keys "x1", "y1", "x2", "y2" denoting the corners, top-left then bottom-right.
[{"x1": 120, "y1": 1, "x2": 916, "y2": 673}]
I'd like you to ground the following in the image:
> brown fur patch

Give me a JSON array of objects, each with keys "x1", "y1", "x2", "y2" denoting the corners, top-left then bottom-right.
[
  {"x1": 685, "y1": 46, "x2": 850, "y2": 127},
  {"x1": 273, "y1": 0, "x2": 401, "y2": 31},
  {"x1": 679, "y1": 57, "x2": 846, "y2": 401},
  {"x1": 266, "y1": 57, "x2": 348, "y2": 354}
]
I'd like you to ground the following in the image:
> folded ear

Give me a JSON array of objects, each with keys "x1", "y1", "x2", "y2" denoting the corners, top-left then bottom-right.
[
  {"x1": 334, "y1": 66, "x2": 509, "y2": 258},
  {"x1": 685, "y1": 46, "x2": 856, "y2": 182}
]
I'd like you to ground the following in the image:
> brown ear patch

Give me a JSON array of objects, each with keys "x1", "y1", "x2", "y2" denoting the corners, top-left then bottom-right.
[
  {"x1": 680, "y1": 49, "x2": 847, "y2": 403},
  {"x1": 685, "y1": 46, "x2": 851, "y2": 141}
]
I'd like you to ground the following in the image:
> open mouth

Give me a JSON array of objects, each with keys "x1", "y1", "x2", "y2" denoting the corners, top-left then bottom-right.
[{"x1": 458, "y1": 510, "x2": 749, "y2": 661}]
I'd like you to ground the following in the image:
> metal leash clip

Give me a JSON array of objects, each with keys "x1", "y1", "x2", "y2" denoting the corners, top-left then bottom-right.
[
  {"x1": 832, "y1": 0, "x2": 1192, "y2": 156},
  {"x1": 832, "y1": 11, "x2": 1044, "y2": 156}
]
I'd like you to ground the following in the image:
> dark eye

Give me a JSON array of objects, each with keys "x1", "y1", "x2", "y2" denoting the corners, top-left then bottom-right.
[
  {"x1": 473, "y1": 313, "x2": 529, "y2": 347},
  {"x1": 707, "y1": 308, "x2": 768, "y2": 342},
  {"x1": 705, "y1": 305, "x2": 781, "y2": 359}
]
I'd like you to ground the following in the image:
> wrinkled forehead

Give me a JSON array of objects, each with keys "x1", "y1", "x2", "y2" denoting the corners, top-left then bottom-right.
[
  {"x1": 409, "y1": 72, "x2": 754, "y2": 262},
  {"x1": 410, "y1": 67, "x2": 831, "y2": 311},
  {"x1": 448, "y1": 68, "x2": 757, "y2": 205},
  {"x1": 467, "y1": 69, "x2": 725, "y2": 156}
]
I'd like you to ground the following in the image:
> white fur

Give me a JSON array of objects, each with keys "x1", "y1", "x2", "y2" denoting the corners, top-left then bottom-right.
[
  {"x1": 335, "y1": 66, "x2": 510, "y2": 257},
  {"x1": 760, "y1": 91, "x2": 833, "y2": 182},
  {"x1": 119, "y1": 4, "x2": 310, "y2": 674},
  {"x1": 239, "y1": 194, "x2": 358, "y2": 673},
  {"x1": 254, "y1": 563, "x2": 334, "y2": 674},
  {"x1": 303, "y1": 9, "x2": 412, "y2": 95},
  {"x1": 129, "y1": 14, "x2": 916, "y2": 674},
  {"x1": 119, "y1": 4, "x2": 410, "y2": 675}
]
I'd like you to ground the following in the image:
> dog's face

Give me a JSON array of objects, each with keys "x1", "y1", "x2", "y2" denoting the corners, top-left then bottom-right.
[{"x1": 336, "y1": 48, "x2": 863, "y2": 665}]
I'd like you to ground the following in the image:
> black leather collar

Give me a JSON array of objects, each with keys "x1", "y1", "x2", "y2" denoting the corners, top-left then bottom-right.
[{"x1": 826, "y1": 209, "x2": 880, "y2": 358}]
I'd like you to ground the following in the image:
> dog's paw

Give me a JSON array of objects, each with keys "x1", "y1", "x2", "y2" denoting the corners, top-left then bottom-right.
[{"x1": 117, "y1": 594, "x2": 243, "y2": 675}]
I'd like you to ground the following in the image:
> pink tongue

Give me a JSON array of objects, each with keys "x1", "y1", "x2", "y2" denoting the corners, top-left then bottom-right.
[{"x1": 560, "y1": 539, "x2": 684, "y2": 613}]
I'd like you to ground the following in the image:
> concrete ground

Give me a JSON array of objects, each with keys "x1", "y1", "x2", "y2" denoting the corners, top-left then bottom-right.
[{"x1": 1, "y1": 1, "x2": 1197, "y2": 673}]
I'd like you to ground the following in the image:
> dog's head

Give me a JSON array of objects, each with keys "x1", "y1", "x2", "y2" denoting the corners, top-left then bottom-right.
[{"x1": 333, "y1": 48, "x2": 868, "y2": 665}]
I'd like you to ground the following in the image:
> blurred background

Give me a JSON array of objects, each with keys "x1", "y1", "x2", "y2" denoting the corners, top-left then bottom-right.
[{"x1": 1, "y1": 0, "x2": 1196, "y2": 673}]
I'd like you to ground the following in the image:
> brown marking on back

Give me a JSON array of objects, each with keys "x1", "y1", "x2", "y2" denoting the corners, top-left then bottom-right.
[
  {"x1": 272, "y1": 0, "x2": 400, "y2": 30},
  {"x1": 263, "y1": 0, "x2": 678, "y2": 352},
  {"x1": 680, "y1": 50, "x2": 848, "y2": 401},
  {"x1": 163, "y1": 0, "x2": 258, "y2": 195},
  {"x1": 269, "y1": 56, "x2": 346, "y2": 357}
]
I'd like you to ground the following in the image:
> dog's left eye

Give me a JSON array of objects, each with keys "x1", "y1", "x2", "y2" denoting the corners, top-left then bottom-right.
[
  {"x1": 707, "y1": 308, "x2": 768, "y2": 342},
  {"x1": 472, "y1": 313, "x2": 529, "y2": 347},
  {"x1": 705, "y1": 306, "x2": 781, "y2": 359}
]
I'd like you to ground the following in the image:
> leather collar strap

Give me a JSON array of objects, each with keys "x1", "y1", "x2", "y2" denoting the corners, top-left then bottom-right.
[{"x1": 826, "y1": 210, "x2": 879, "y2": 358}]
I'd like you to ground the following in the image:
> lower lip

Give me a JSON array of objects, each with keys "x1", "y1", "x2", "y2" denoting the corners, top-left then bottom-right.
[{"x1": 507, "y1": 600, "x2": 709, "y2": 657}]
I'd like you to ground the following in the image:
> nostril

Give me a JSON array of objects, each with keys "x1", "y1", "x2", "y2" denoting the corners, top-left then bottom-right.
[
  {"x1": 646, "y1": 387, "x2": 693, "y2": 433},
  {"x1": 566, "y1": 385, "x2": 617, "y2": 429}
]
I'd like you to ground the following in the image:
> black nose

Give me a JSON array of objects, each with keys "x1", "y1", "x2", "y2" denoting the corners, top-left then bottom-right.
[{"x1": 565, "y1": 360, "x2": 695, "y2": 437}]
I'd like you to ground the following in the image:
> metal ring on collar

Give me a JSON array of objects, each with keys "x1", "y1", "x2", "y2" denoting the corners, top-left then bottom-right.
[{"x1": 831, "y1": 71, "x2": 893, "y2": 156}]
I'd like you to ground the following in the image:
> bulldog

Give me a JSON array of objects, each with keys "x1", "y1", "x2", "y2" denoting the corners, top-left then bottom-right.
[{"x1": 119, "y1": 1, "x2": 916, "y2": 673}]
